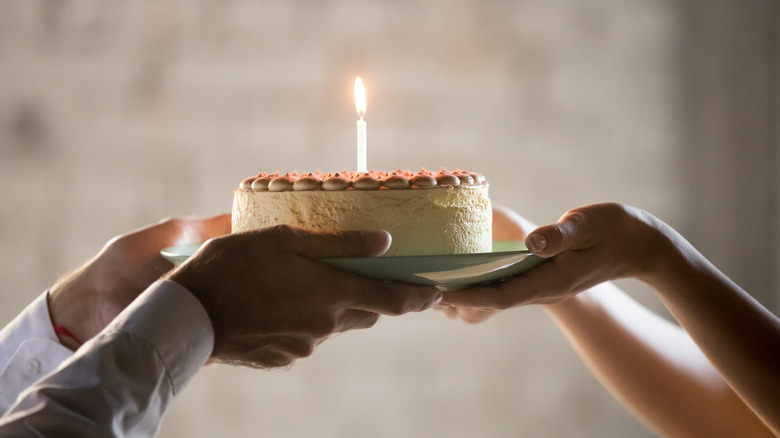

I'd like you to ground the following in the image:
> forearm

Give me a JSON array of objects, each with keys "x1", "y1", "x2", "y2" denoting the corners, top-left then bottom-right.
[
  {"x1": 449, "y1": 203, "x2": 779, "y2": 434},
  {"x1": 0, "y1": 331, "x2": 175, "y2": 436},
  {"x1": 0, "y1": 292, "x2": 74, "y2": 414},
  {"x1": 0, "y1": 281, "x2": 213, "y2": 436},
  {"x1": 47, "y1": 266, "x2": 98, "y2": 351},
  {"x1": 544, "y1": 282, "x2": 773, "y2": 437},
  {"x1": 644, "y1": 232, "x2": 780, "y2": 435}
]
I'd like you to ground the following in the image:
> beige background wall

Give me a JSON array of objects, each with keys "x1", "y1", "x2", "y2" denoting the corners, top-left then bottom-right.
[{"x1": 0, "y1": 1, "x2": 776, "y2": 437}]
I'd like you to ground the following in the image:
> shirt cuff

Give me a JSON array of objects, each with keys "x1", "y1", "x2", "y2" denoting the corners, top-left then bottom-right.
[
  {"x1": 0, "y1": 291, "x2": 68, "y2": 359},
  {"x1": 105, "y1": 280, "x2": 215, "y2": 394},
  {"x1": 0, "y1": 292, "x2": 73, "y2": 412}
]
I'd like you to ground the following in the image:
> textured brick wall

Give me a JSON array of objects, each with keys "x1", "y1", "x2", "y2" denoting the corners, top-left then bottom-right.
[{"x1": 2, "y1": 1, "x2": 772, "y2": 437}]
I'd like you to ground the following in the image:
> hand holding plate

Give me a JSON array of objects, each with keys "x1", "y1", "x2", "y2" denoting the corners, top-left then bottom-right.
[
  {"x1": 167, "y1": 225, "x2": 442, "y2": 369},
  {"x1": 49, "y1": 214, "x2": 231, "y2": 350},
  {"x1": 441, "y1": 203, "x2": 666, "y2": 309}
]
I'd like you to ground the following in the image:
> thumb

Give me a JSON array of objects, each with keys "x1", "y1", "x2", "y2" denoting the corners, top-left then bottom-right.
[
  {"x1": 285, "y1": 228, "x2": 392, "y2": 259},
  {"x1": 525, "y1": 211, "x2": 587, "y2": 258}
]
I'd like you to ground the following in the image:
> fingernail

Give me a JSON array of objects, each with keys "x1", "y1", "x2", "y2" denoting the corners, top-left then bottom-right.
[
  {"x1": 361, "y1": 230, "x2": 392, "y2": 256},
  {"x1": 527, "y1": 234, "x2": 547, "y2": 252},
  {"x1": 430, "y1": 292, "x2": 443, "y2": 308}
]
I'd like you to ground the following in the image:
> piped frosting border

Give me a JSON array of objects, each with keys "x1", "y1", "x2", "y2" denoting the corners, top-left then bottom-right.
[{"x1": 238, "y1": 168, "x2": 486, "y2": 192}]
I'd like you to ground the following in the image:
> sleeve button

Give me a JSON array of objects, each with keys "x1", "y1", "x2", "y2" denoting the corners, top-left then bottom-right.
[{"x1": 26, "y1": 358, "x2": 42, "y2": 374}]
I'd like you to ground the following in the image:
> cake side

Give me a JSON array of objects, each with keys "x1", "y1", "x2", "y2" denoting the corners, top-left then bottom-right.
[
  {"x1": 231, "y1": 168, "x2": 492, "y2": 256},
  {"x1": 232, "y1": 186, "x2": 492, "y2": 256}
]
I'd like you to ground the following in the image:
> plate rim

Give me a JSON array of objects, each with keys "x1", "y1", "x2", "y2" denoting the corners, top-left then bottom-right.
[
  {"x1": 161, "y1": 241, "x2": 531, "y2": 261},
  {"x1": 160, "y1": 241, "x2": 543, "y2": 290}
]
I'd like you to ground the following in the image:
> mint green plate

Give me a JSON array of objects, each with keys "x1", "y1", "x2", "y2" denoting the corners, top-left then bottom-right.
[
  {"x1": 161, "y1": 243, "x2": 202, "y2": 264},
  {"x1": 161, "y1": 241, "x2": 544, "y2": 291}
]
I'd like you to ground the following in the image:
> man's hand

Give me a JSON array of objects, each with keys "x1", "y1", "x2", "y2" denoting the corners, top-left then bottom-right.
[
  {"x1": 169, "y1": 225, "x2": 442, "y2": 369},
  {"x1": 48, "y1": 215, "x2": 231, "y2": 350}
]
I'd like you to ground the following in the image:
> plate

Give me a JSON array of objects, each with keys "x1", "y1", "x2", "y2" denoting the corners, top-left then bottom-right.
[
  {"x1": 161, "y1": 241, "x2": 545, "y2": 291},
  {"x1": 161, "y1": 243, "x2": 203, "y2": 265}
]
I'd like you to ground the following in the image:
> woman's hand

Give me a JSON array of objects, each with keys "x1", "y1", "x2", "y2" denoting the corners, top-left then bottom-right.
[
  {"x1": 442, "y1": 203, "x2": 669, "y2": 309},
  {"x1": 48, "y1": 214, "x2": 231, "y2": 349},
  {"x1": 438, "y1": 205, "x2": 536, "y2": 323}
]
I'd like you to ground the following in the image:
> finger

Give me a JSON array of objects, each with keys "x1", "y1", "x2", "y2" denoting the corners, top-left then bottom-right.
[
  {"x1": 108, "y1": 214, "x2": 231, "y2": 255},
  {"x1": 192, "y1": 213, "x2": 232, "y2": 241},
  {"x1": 217, "y1": 335, "x2": 317, "y2": 368},
  {"x1": 100, "y1": 220, "x2": 184, "y2": 260},
  {"x1": 525, "y1": 210, "x2": 590, "y2": 258},
  {"x1": 281, "y1": 226, "x2": 393, "y2": 258},
  {"x1": 455, "y1": 308, "x2": 498, "y2": 324},
  {"x1": 441, "y1": 254, "x2": 598, "y2": 308},
  {"x1": 335, "y1": 310, "x2": 381, "y2": 332},
  {"x1": 436, "y1": 304, "x2": 460, "y2": 319},
  {"x1": 441, "y1": 283, "x2": 514, "y2": 309},
  {"x1": 166, "y1": 214, "x2": 231, "y2": 246},
  {"x1": 270, "y1": 335, "x2": 317, "y2": 359},
  {"x1": 345, "y1": 279, "x2": 442, "y2": 316}
]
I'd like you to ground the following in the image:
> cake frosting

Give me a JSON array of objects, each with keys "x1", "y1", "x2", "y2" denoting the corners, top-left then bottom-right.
[{"x1": 232, "y1": 168, "x2": 492, "y2": 256}]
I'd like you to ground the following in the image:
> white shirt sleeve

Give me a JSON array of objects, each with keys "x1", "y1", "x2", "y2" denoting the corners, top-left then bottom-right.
[
  {"x1": 0, "y1": 280, "x2": 215, "y2": 438},
  {"x1": 0, "y1": 291, "x2": 74, "y2": 414}
]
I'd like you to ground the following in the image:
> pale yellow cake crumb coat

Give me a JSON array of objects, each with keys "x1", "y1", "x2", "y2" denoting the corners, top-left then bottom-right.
[{"x1": 232, "y1": 185, "x2": 492, "y2": 256}]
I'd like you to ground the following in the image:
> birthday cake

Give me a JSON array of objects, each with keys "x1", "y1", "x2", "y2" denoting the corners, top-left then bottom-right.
[{"x1": 231, "y1": 169, "x2": 492, "y2": 256}]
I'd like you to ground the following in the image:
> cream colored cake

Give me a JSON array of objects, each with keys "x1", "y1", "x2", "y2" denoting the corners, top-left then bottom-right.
[{"x1": 231, "y1": 169, "x2": 492, "y2": 256}]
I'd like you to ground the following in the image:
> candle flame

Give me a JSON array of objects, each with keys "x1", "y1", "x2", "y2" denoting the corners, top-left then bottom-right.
[{"x1": 354, "y1": 77, "x2": 366, "y2": 119}]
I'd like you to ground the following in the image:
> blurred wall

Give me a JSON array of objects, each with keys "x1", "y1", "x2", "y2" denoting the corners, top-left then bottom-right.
[
  {"x1": 0, "y1": 1, "x2": 776, "y2": 437},
  {"x1": 679, "y1": 0, "x2": 779, "y2": 313}
]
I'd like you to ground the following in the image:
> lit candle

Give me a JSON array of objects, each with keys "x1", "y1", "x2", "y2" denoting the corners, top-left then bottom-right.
[{"x1": 354, "y1": 77, "x2": 367, "y2": 173}]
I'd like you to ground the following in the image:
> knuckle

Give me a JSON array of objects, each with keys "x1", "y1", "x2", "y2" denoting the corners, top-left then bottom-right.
[
  {"x1": 201, "y1": 235, "x2": 220, "y2": 247},
  {"x1": 554, "y1": 210, "x2": 589, "y2": 249},
  {"x1": 264, "y1": 353, "x2": 295, "y2": 368},
  {"x1": 295, "y1": 341, "x2": 317, "y2": 358},
  {"x1": 494, "y1": 289, "x2": 516, "y2": 310},
  {"x1": 601, "y1": 202, "x2": 628, "y2": 215},
  {"x1": 200, "y1": 234, "x2": 229, "y2": 252},
  {"x1": 384, "y1": 294, "x2": 411, "y2": 316},
  {"x1": 266, "y1": 224, "x2": 293, "y2": 241},
  {"x1": 104, "y1": 234, "x2": 129, "y2": 251},
  {"x1": 269, "y1": 223, "x2": 296, "y2": 234},
  {"x1": 309, "y1": 316, "x2": 338, "y2": 337},
  {"x1": 272, "y1": 337, "x2": 318, "y2": 361},
  {"x1": 363, "y1": 312, "x2": 380, "y2": 328},
  {"x1": 386, "y1": 285, "x2": 438, "y2": 315},
  {"x1": 563, "y1": 211, "x2": 587, "y2": 231},
  {"x1": 597, "y1": 202, "x2": 632, "y2": 225},
  {"x1": 335, "y1": 230, "x2": 361, "y2": 254},
  {"x1": 262, "y1": 224, "x2": 309, "y2": 252}
]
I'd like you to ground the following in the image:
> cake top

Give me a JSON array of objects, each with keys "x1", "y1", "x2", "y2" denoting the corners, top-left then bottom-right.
[{"x1": 238, "y1": 168, "x2": 486, "y2": 192}]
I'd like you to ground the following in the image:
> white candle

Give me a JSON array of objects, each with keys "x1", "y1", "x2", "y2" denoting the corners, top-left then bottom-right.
[{"x1": 354, "y1": 77, "x2": 367, "y2": 173}]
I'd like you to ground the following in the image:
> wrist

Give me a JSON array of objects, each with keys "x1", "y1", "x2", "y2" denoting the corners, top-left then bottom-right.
[
  {"x1": 631, "y1": 211, "x2": 696, "y2": 294},
  {"x1": 166, "y1": 262, "x2": 216, "y2": 327},
  {"x1": 623, "y1": 209, "x2": 676, "y2": 282},
  {"x1": 48, "y1": 268, "x2": 97, "y2": 350}
]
